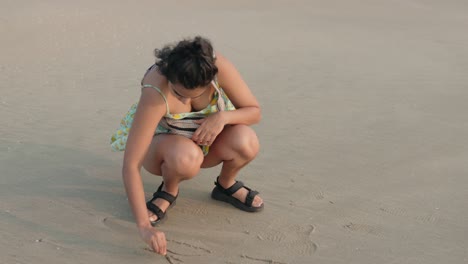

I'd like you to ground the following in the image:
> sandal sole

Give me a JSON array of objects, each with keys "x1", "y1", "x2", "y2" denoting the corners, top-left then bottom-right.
[{"x1": 211, "y1": 186, "x2": 264, "y2": 212}]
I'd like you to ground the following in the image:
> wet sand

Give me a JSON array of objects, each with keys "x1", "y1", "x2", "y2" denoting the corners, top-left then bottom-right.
[{"x1": 1, "y1": 1, "x2": 468, "y2": 263}]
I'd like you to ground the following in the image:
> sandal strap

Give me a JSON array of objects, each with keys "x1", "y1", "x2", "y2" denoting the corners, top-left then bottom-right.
[
  {"x1": 146, "y1": 201, "x2": 165, "y2": 220},
  {"x1": 152, "y1": 191, "x2": 177, "y2": 204},
  {"x1": 157, "y1": 181, "x2": 165, "y2": 192},
  {"x1": 215, "y1": 178, "x2": 244, "y2": 196},
  {"x1": 145, "y1": 182, "x2": 178, "y2": 223},
  {"x1": 150, "y1": 182, "x2": 177, "y2": 205},
  {"x1": 245, "y1": 190, "x2": 259, "y2": 207}
]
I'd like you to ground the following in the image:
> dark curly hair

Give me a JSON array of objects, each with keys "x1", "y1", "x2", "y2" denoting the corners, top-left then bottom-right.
[{"x1": 154, "y1": 36, "x2": 217, "y2": 89}]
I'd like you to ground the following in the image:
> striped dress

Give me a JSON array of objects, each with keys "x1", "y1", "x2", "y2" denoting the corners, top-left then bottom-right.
[{"x1": 110, "y1": 76, "x2": 236, "y2": 155}]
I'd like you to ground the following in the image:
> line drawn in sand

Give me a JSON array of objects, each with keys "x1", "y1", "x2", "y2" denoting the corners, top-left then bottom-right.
[{"x1": 241, "y1": 254, "x2": 288, "y2": 264}]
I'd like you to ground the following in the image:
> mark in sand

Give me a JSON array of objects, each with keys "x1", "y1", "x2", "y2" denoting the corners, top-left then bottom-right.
[{"x1": 257, "y1": 221, "x2": 318, "y2": 255}]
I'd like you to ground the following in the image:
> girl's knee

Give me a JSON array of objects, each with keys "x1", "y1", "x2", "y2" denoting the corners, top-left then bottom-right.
[
  {"x1": 231, "y1": 125, "x2": 260, "y2": 160},
  {"x1": 165, "y1": 146, "x2": 203, "y2": 178}
]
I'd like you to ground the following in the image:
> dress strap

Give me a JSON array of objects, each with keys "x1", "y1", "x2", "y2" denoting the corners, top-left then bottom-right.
[
  {"x1": 211, "y1": 80, "x2": 225, "y2": 111},
  {"x1": 141, "y1": 84, "x2": 170, "y2": 115}
]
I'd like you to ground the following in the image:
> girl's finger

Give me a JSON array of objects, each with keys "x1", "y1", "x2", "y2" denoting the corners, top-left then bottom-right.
[
  {"x1": 192, "y1": 128, "x2": 202, "y2": 141},
  {"x1": 193, "y1": 119, "x2": 205, "y2": 124},
  {"x1": 197, "y1": 130, "x2": 208, "y2": 144},
  {"x1": 151, "y1": 239, "x2": 159, "y2": 254},
  {"x1": 159, "y1": 236, "x2": 167, "y2": 255}
]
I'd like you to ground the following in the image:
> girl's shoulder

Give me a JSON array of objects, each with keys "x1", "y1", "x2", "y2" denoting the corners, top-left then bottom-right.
[{"x1": 141, "y1": 65, "x2": 168, "y2": 91}]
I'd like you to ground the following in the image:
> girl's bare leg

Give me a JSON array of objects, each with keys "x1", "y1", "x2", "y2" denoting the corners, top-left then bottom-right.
[
  {"x1": 143, "y1": 134, "x2": 204, "y2": 222},
  {"x1": 202, "y1": 125, "x2": 263, "y2": 207}
]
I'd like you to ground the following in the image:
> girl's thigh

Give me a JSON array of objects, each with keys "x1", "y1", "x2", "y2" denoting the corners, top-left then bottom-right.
[
  {"x1": 143, "y1": 134, "x2": 203, "y2": 176},
  {"x1": 201, "y1": 125, "x2": 259, "y2": 168}
]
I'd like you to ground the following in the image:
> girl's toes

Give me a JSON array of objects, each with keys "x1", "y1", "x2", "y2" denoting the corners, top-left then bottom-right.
[
  {"x1": 253, "y1": 196, "x2": 263, "y2": 207},
  {"x1": 148, "y1": 212, "x2": 158, "y2": 222}
]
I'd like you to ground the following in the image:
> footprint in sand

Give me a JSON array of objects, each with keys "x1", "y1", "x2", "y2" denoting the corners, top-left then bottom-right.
[
  {"x1": 236, "y1": 221, "x2": 317, "y2": 263},
  {"x1": 343, "y1": 222, "x2": 384, "y2": 237},
  {"x1": 177, "y1": 199, "x2": 210, "y2": 217},
  {"x1": 255, "y1": 220, "x2": 318, "y2": 256},
  {"x1": 378, "y1": 205, "x2": 440, "y2": 225}
]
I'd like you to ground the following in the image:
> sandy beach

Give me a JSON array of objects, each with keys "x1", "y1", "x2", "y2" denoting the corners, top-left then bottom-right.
[{"x1": 1, "y1": 0, "x2": 468, "y2": 263}]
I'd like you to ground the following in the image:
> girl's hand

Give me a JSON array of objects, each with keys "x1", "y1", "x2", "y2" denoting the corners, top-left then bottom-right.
[
  {"x1": 192, "y1": 112, "x2": 226, "y2": 146},
  {"x1": 139, "y1": 226, "x2": 167, "y2": 255}
]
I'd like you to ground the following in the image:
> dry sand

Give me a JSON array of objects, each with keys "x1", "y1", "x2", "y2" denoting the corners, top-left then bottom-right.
[{"x1": 1, "y1": 0, "x2": 468, "y2": 263}]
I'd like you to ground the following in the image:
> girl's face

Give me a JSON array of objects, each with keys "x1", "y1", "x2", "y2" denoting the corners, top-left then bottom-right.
[{"x1": 169, "y1": 82, "x2": 210, "y2": 104}]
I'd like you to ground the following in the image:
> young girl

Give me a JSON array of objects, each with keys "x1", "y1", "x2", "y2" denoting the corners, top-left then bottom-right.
[{"x1": 110, "y1": 36, "x2": 263, "y2": 255}]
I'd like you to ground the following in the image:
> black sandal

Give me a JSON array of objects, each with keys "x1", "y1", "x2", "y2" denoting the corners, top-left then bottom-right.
[
  {"x1": 146, "y1": 182, "x2": 178, "y2": 226},
  {"x1": 211, "y1": 177, "x2": 264, "y2": 212}
]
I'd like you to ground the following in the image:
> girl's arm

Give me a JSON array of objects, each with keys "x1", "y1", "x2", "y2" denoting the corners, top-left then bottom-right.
[
  {"x1": 122, "y1": 87, "x2": 167, "y2": 254},
  {"x1": 215, "y1": 52, "x2": 262, "y2": 125},
  {"x1": 191, "y1": 52, "x2": 261, "y2": 144}
]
